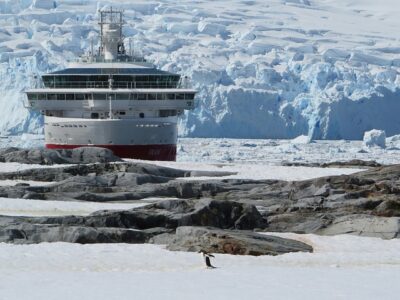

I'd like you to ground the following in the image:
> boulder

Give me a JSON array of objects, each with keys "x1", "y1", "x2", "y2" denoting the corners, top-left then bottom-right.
[
  {"x1": 317, "y1": 215, "x2": 400, "y2": 239},
  {"x1": 20, "y1": 199, "x2": 267, "y2": 231},
  {"x1": 0, "y1": 223, "x2": 148, "y2": 244},
  {"x1": 0, "y1": 147, "x2": 122, "y2": 165},
  {"x1": 66, "y1": 147, "x2": 122, "y2": 164},
  {"x1": 151, "y1": 226, "x2": 313, "y2": 256}
]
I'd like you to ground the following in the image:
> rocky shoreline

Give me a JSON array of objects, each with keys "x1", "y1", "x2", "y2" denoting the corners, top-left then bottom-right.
[{"x1": 1, "y1": 147, "x2": 399, "y2": 255}]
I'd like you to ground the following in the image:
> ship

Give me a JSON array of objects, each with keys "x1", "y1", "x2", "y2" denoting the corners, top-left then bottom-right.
[{"x1": 25, "y1": 8, "x2": 196, "y2": 161}]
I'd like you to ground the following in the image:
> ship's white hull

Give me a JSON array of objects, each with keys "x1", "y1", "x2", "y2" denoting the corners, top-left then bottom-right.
[{"x1": 44, "y1": 116, "x2": 178, "y2": 160}]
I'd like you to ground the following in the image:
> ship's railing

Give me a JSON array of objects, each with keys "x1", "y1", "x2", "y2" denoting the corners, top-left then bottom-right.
[
  {"x1": 43, "y1": 81, "x2": 185, "y2": 89},
  {"x1": 78, "y1": 55, "x2": 148, "y2": 64}
]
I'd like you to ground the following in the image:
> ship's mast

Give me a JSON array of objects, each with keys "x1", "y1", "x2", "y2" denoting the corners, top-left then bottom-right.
[{"x1": 98, "y1": 7, "x2": 125, "y2": 61}]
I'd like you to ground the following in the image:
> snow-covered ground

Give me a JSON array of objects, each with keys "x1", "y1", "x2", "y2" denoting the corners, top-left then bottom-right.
[
  {"x1": 0, "y1": 197, "x2": 155, "y2": 216},
  {"x1": 0, "y1": 161, "x2": 69, "y2": 172},
  {"x1": 0, "y1": 179, "x2": 54, "y2": 187},
  {"x1": 1, "y1": 233, "x2": 399, "y2": 300},
  {"x1": 1, "y1": 0, "x2": 400, "y2": 140},
  {"x1": 146, "y1": 161, "x2": 361, "y2": 181}
]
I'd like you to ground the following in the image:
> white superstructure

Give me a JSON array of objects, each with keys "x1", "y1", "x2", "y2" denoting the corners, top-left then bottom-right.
[{"x1": 25, "y1": 8, "x2": 197, "y2": 161}]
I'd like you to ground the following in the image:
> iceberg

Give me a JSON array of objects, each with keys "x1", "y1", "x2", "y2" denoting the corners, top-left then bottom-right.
[{"x1": 363, "y1": 129, "x2": 386, "y2": 148}]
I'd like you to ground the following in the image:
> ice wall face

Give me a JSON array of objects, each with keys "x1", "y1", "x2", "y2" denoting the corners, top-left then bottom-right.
[{"x1": 0, "y1": 0, "x2": 399, "y2": 139}]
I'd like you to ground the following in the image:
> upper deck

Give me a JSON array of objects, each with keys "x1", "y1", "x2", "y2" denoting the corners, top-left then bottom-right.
[
  {"x1": 41, "y1": 62, "x2": 182, "y2": 89},
  {"x1": 25, "y1": 8, "x2": 197, "y2": 116}
]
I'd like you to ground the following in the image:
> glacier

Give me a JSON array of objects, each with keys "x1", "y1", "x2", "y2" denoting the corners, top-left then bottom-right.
[{"x1": 0, "y1": 0, "x2": 399, "y2": 140}]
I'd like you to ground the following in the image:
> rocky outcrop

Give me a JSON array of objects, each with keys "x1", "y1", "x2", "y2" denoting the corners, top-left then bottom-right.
[
  {"x1": 0, "y1": 223, "x2": 148, "y2": 244},
  {"x1": 282, "y1": 159, "x2": 382, "y2": 168},
  {"x1": 0, "y1": 199, "x2": 267, "y2": 244},
  {"x1": 0, "y1": 147, "x2": 122, "y2": 165},
  {"x1": 15, "y1": 198, "x2": 267, "y2": 231},
  {"x1": 317, "y1": 215, "x2": 400, "y2": 239},
  {"x1": 4, "y1": 153, "x2": 400, "y2": 253},
  {"x1": 151, "y1": 226, "x2": 313, "y2": 256}
]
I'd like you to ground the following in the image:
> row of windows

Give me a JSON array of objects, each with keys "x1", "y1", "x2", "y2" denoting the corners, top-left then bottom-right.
[
  {"x1": 50, "y1": 123, "x2": 167, "y2": 128},
  {"x1": 28, "y1": 93, "x2": 195, "y2": 101},
  {"x1": 42, "y1": 75, "x2": 180, "y2": 89}
]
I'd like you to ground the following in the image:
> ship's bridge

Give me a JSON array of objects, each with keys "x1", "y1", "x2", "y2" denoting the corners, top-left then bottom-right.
[{"x1": 41, "y1": 62, "x2": 181, "y2": 89}]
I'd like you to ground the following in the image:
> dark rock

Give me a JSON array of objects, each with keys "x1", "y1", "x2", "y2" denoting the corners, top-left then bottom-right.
[
  {"x1": 322, "y1": 160, "x2": 382, "y2": 168},
  {"x1": 282, "y1": 159, "x2": 381, "y2": 168},
  {"x1": 22, "y1": 192, "x2": 46, "y2": 200},
  {"x1": 151, "y1": 226, "x2": 313, "y2": 256},
  {"x1": 0, "y1": 147, "x2": 122, "y2": 165},
  {"x1": 375, "y1": 200, "x2": 400, "y2": 217},
  {"x1": 0, "y1": 147, "x2": 20, "y2": 156},
  {"x1": 185, "y1": 170, "x2": 237, "y2": 177},
  {"x1": 62, "y1": 147, "x2": 123, "y2": 164},
  {"x1": 0, "y1": 223, "x2": 148, "y2": 244},
  {"x1": 15, "y1": 199, "x2": 267, "y2": 231},
  {"x1": 15, "y1": 183, "x2": 30, "y2": 187},
  {"x1": 317, "y1": 215, "x2": 400, "y2": 239}
]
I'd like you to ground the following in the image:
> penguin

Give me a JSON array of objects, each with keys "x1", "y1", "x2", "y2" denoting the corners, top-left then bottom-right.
[{"x1": 198, "y1": 250, "x2": 216, "y2": 269}]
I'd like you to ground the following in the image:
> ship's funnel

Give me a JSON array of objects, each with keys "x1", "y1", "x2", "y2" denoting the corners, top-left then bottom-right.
[
  {"x1": 103, "y1": 23, "x2": 120, "y2": 60},
  {"x1": 98, "y1": 8, "x2": 124, "y2": 61}
]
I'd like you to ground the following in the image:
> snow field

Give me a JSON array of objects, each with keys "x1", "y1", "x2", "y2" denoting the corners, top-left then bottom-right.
[
  {"x1": 143, "y1": 161, "x2": 361, "y2": 181},
  {"x1": 0, "y1": 197, "x2": 153, "y2": 216},
  {"x1": 0, "y1": 234, "x2": 399, "y2": 300}
]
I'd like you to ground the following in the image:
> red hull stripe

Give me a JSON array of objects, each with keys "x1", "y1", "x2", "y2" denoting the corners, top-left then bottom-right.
[{"x1": 46, "y1": 144, "x2": 177, "y2": 161}]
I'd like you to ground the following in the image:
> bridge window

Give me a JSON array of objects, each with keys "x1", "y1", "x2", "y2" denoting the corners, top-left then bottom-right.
[
  {"x1": 159, "y1": 110, "x2": 177, "y2": 117},
  {"x1": 166, "y1": 94, "x2": 175, "y2": 100},
  {"x1": 75, "y1": 94, "x2": 84, "y2": 100},
  {"x1": 185, "y1": 93, "x2": 195, "y2": 100},
  {"x1": 47, "y1": 94, "x2": 57, "y2": 100},
  {"x1": 84, "y1": 94, "x2": 92, "y2": 100},
  {"x1": 57, "y1": 94, "x2": 65, "y2": 100},
  {"x1": 176, "y1": 94, "x2": 185, "y2": 100},
  {"x1": 107, "y1": 93, "x2": 116, "y2": 100},
  {"x1": 148, "y1": 93, "x2": 156, "y2": 100},
  {"x1": 116, "y1": 93, "x2": 128, "y2": 100},
  {"x1": 91, "y1": 112, "x2": 99, "y2": 119},
  {"x1": 66, "y1": 94, "x2": 74, "y2": 100},
  {"x1": 130, "y1": 93, "x2": 138, "y2": 100},
  {"x1": 157, "y1": 93, "x2": 165, "y2": 100},
  {"x1": 27, "y1": 94, "x2": 37, "y2": 100},
  {"x1": 139, "y1": 113, "x2": 145, "y2": 118},
  {"x1": 93, "y1": 93, "x2": 106, "y2": 100}
]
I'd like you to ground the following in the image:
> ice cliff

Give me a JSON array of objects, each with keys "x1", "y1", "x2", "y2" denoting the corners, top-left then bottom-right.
[{"x1": 0, "y1": 0, "x2": 399, "y2": 139}]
